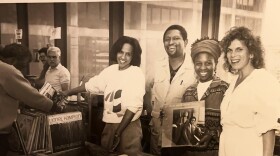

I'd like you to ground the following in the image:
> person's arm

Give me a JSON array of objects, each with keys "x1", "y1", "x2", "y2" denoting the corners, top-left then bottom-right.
[
  {"x1": 34, "y1": 78, "x2": 45, "y2": 89},
  {"x1": 143, "y1": 91, "x2": 152, "y2": 116},
  {"x1": 115, "y1": 109, "x2": 135, "y2": 136},
  {"x1": 110, "y1": 109, "x2": 135, "y2": 152},
  {"x1": 4, "y1": 68, "x2": 53, "y2": 112},
  {"x1": 60, "y1": 68, "x2": 71, "y2": 91},
  {"x1": 62, "y1": 83, "x2": 86, "y2": 96},
  {"x1": 61, "y1": 82, "x2": 69, "y2": 91},
  {"x1": 263, "y1": 130, "x2": 275, "y2": 156},
  {"x1": 144, "y1": 67, "x2": 155, "y2": 116}
]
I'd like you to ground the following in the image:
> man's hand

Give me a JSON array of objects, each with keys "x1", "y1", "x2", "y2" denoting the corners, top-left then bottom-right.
[
  {"x1": 193, "y1": 143, "x2": 208, "y2": 150},
  {"x1": 193, "y1": 134, "x2": 212, "y2": 150},
  {"x1": 160, "y1": 108, "x2": 166, "y2": 126},
  {"x1": 55, "y1": 98, "x2": 68, "y2": 113},
  {"x1": 110, "y1": 134, "x2": 120, "y2": 153},
  {"x1": 51, "y1": 94, "x2": 68, "y2": 113}
]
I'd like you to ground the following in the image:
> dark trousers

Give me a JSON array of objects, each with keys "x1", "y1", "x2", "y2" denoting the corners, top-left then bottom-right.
[{"x1": 0, "y1": 134, "x2": 9, "y2": 156}]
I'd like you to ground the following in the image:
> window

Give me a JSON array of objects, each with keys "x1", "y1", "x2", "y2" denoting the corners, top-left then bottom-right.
[
  {"x1": 124, "y1": 1, "x2": 202, "y2": 78},
  {"x1": 28, "y1": 3, "x2": 54, "y2": 50},
  {"x1": 218, "y1": 0, "x2": 280, "y2": 83},
  {"x1": 28, "y1": 3, "x2": 54, "y2": 76},
  {"x1": 236, "y1": 0, "x2": 264, "y2": 12},
  {"x1": 0, "y1": 4, "x2": 17, "y2": 45},
  {"x1": 219, "y1": 0, "x2": 264, "y2": 39},
  {"x1": 67, "y1": 2, "x2": 109, "y2": 87},
  {"x1": 261, "y1": 1, "x2": 280, "y2": 82}
]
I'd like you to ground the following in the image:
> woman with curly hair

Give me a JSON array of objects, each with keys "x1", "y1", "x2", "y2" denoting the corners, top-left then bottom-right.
[
  {"x1": 219, "y1": 26, "x2": 280, "y2": 156},
  {"x1": 61, "y1": 36, "x2": 145, "y2": 155}
]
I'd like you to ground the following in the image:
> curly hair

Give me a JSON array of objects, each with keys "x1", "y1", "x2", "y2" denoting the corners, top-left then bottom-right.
[
  {"x1": 220, "y1": 26, "x2": 265, "y2": 72},
  {"x1": 110, "y1": 36, "x2": 142, "y2": 67}
]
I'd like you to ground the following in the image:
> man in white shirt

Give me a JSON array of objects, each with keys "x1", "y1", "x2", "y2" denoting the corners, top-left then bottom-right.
[
  {"x1": 45, "y1": 47, "x2": 70, "y2": 92},
  {"x1": 146, "y1": 25, "x2": 195, "y2": 155}
]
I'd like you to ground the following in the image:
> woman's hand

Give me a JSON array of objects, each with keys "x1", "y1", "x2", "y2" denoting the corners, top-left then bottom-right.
[{"x1": 110, "y1": 134, "x2": 120, "y2": 152}]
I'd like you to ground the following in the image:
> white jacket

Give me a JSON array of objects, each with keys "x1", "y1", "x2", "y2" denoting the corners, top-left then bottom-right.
[{"x1": 149, "y1": 55, "x2": 195, "y2": 117}]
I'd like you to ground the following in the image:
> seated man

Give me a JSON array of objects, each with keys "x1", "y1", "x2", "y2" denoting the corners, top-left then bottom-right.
[
  {"x1": 45, "y1": 46, "x2": 70, "y2": 92},
  {"x1": 178, "y1": 116, "x2": 202, "y2": 145}
]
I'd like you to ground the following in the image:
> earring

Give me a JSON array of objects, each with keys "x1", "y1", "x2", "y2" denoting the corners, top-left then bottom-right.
[
  {"x1": 249, "y1": 56, "x2": 253, "y2": 63},
  {"x1": 250, "y1": 54, "x2": 254, "y2": 59}
]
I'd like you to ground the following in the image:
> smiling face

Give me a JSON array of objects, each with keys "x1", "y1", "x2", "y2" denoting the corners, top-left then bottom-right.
[
  {"x1": 117, "y1": 43, "x2": 133, "y2": 70},
  {"x1": 226, "y1": 39, "x2": 253, "y2": 72},
  {"x1": 163, "y1": 29, "x2": 187, "y2": 58},
  {"x1": 194, "y1": 52, "x2": 216, "y2": 82}
]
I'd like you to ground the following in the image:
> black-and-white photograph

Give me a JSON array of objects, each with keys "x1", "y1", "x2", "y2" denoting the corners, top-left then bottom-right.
[
  {"x1": 172, "y1": 108, "x2": 204, "y2": 146},
  {"x1": 1, "y1": 0, "x2": 280, "y2": 156},
  {"x1": 161, "y1": 101, "x2": 205, "y2": 148}
]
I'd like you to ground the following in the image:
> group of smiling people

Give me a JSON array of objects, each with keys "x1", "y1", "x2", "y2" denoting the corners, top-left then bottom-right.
[
  {"x1": 62, "y1": 25, "x2": 280, "y2": 156},
  {"x1": 1, "y1": 23, "x2": 279, "y2": 156}
]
